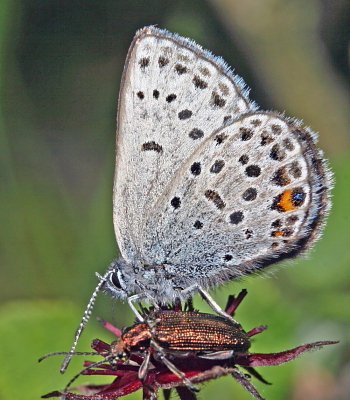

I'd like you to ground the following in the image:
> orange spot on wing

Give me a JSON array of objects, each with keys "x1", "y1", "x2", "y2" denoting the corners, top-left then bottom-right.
[
  {"x1": 276, "y1": 189, "x2": 295, "y2": 212},
  {"x1": 271, "y1": 230, "x2": 284, "y2": 237}
]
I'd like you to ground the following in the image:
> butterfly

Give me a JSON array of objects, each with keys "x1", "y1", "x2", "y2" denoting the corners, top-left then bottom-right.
[{"x1": 61, "y1": 26, "x2": 331, "y2": 372}]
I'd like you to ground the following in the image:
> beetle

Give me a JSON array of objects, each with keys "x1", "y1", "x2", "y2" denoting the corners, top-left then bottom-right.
[{"x1": 110, "y1": 309, "x2": 252, "y2": 392}]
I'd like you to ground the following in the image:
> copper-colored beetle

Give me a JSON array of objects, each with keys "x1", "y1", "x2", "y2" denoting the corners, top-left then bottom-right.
[{"x1": 110, "y1": 309, "x2": 251, "y2": 391}]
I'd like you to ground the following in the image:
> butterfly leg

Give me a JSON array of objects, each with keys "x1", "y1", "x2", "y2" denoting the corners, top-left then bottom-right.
[
  {"x1": 127, "y1": 293, "x2": 161, "y2": 322},
  {"x1": 182, "y1": 284, "x2": 239, "y2": 322}
]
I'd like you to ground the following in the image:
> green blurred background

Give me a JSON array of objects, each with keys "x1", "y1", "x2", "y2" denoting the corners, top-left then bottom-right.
[{"x1": 1, "y1": 1, "x2": 349, "y2": 399}]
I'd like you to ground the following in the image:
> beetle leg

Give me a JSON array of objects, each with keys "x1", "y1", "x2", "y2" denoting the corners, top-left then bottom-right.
[
  {"x1": 62, "y1": 355, "x2": 115, "y2": 392},
  {"x1": 138, "y1": 350, "x2": 152, "y2": 380},
  {"x1": 158, "y1": 355, "x2": 200, "y2": 392},
  {"x1": 151, "y1": 341, "x2": 199, "y2": 392},
  {"x1": 138, "y1": 350, "x2": 156, "y2": 395},
  {"x1": 143, "y1": 385, "x2": 157, "y2": 400},
  {"x1": 198, "y1": 350, "x2": 234, "y2": 360}
]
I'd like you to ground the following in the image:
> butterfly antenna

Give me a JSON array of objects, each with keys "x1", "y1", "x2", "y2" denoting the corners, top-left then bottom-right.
[{"x1": 60, "y1": 269, "x2": 110, "y2": 373}]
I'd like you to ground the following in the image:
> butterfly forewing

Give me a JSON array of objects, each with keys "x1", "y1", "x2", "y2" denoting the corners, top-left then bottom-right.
[{"x1": 114, "y1": 27, "x2": 255, "y2": 264}]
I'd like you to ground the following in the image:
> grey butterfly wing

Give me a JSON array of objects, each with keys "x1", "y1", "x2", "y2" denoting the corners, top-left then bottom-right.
[
  {"x1": 113, "y1": 26, "x2": 255, "y2": 265},
  {"x1": 136, "y1": 112, "x2": 331, "y2": 289}
]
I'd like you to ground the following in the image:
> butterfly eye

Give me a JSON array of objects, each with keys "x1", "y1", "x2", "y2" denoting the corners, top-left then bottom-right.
[{"x1": 111, "y1": 271, "x2": 124, "y2": 290}]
